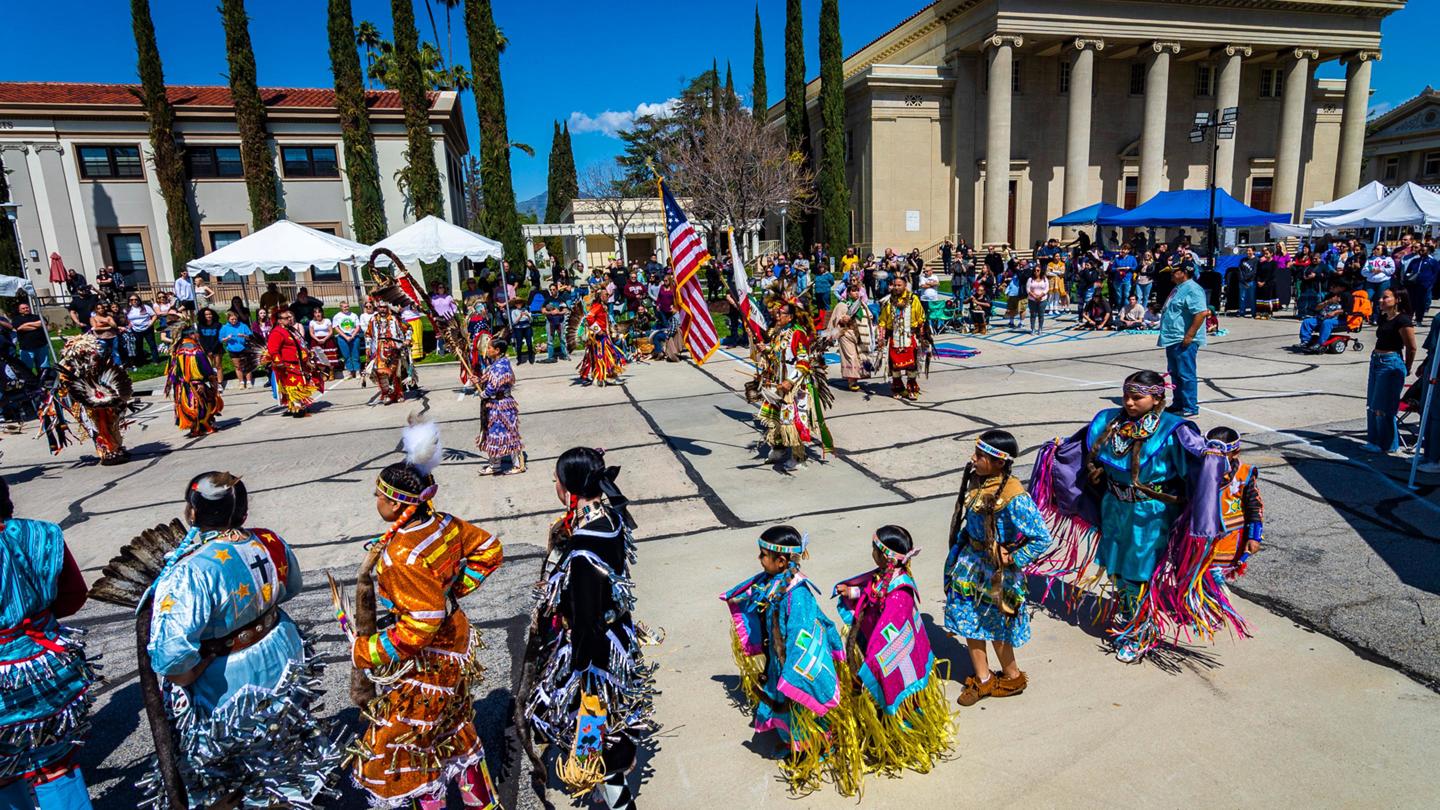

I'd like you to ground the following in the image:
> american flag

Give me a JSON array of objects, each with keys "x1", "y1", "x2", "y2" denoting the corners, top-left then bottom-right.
[{"x1": 661, "y1": 180, "x2": 719, "y2": 364}]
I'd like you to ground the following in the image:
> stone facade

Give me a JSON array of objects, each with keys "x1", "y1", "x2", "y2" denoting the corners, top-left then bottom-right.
[
  {"x1": 0, "y1": 82, "x2": 469, "y2": 296},
  {"x1": 772, "y1": 0, "x2": 1400, "y2": 251},
  {"x1": 1363, "y1": 86, "x2": 1440, "y2": 188}
]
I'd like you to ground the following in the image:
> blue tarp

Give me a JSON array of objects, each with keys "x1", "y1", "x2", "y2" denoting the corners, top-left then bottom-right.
[
  {"x1": 1049, "y1": 202, "x2": 1128, "y2": 227},
  {"x1": 1097, "y1": 189, "x2": 1288, "y2": 228}
]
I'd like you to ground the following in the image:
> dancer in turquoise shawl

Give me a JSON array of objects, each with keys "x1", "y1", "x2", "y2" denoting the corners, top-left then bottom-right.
[
  {"x1": 144, "y1": 472, "x2": 345, "y2": 807},
  {"x1": 723, "y1": 526, "x2": 862, "y2": 796},
  {"x1": 0, "y1": 479, "x2": 95, "y2": 810},
  {"x1": 944, "y1": 430, "x2": 1053, "y2": 706},
  {"x1": 834, "y1": 525, "x2": 952, "y2": 776},
  {"x1": 1030, "y1": 371, "x2": 1242, "y2": 664}
]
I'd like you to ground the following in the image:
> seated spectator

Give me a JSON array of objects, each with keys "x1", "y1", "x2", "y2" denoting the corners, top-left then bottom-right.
[
  {"x1": 1118, "y1": 294, "x2": 1146, "y2": 329},
  {"x1": 1080, "y1": 292, "x2": 1112, "y2": 330},
  {"x1": 1141, "y1": 302, "x2": 1162, "y2": 330},
  {"x1": 1299, "y1": 288, "x2": 1347, "y2": 352}
]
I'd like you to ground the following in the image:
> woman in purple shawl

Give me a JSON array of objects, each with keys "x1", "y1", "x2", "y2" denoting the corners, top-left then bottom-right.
[
  {"x1": 1028, "y1": 370, "x2": 1246, "y2": 663},
  {"x1": 834, "y1": 525, "x2": 952, "y2": 775}
]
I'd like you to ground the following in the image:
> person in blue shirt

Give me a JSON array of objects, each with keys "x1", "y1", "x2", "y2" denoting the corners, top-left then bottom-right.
[
  {"x1": 1404, "y1": 242, "x2": 1440, "y2": 326},
  {"x1": 811, "y1": 267, "x2": 835, "y2": 324},
  {"x1": 1158, "y1": 263, "x2": 1210, "y2": 418},
  {"x1": 217, "y1": 310, "x2": 255, "y2": 389},
  {"x1": 1111, "y1": 245, "x2": 1138, "y2": 307},
  {"x1": 1298, "y1": 285, "x2": 1348, "y2": 352}
]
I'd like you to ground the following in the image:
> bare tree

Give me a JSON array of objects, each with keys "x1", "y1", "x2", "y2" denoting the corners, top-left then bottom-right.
[
  {"x1": 666, "y1": 110, "x2": 814, "y2": 259},
  {"x1": 580, "y1": 161, "x2": 649, "y2": 264}
]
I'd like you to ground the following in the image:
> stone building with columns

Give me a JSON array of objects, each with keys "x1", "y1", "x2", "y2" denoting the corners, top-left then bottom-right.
[{"x1": 773, "y1": 0, "x2": 1398, "y2": 251}]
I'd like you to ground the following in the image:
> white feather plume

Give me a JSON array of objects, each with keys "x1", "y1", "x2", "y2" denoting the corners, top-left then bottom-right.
[{"x1": 402, "y1": 413, "x2": 443, "y2": 476}]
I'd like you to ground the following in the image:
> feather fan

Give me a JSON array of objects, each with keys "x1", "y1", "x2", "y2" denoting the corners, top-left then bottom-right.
[{"x1": 88, "y1": 519, "x2": 189, "y2": 608}]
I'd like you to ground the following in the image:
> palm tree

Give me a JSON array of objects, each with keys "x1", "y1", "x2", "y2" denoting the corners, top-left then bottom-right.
[
  {"x1": 131, "y1": 0, "x2": 197, "y2": 272},
  {"x1": 355, "y1": 20, "x2": 382, "y2": 89}
]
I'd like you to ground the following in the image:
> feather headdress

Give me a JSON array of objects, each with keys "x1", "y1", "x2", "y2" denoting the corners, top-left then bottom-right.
[{"x1": 401, "y1": 413, "x2": 443, "y2": 477}]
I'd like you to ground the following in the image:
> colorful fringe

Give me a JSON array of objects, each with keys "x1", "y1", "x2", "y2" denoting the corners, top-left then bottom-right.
[
  {"x1": 849, "y1": 661, "x2": 952, "y2": 777},
  {"x1": 1025, "y1": 439, "x2": 1108, "y2": 621}
]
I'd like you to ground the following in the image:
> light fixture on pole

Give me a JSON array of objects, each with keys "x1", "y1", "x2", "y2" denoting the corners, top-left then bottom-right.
[
  {"x1": 1193, "y1": 106, "x2": 1238, "y2": 276},
  {"x1": 777, "y1": 199, "x2": 789, "y2": 254}
]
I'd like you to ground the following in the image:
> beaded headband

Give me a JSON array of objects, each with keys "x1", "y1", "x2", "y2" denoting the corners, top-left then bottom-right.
[
  {"x1": 1207, "y1": 438, "x2": 1242, "y2": 454},
  {"x1": 1123, "y1": 381, "x2": 1172, "y2": 397},
  {"x1": 873, "y1": 536, "x2": 921, "y2": 565},
  {"x1": 758, "y1": 532, "x2": 809, "y2": 556},
  {"x1": 976, "y1": 438, "x2": 1012, "y2": 461},
  {"x1": 375, "y1": 476, "x2": 437, "y2": 506}
]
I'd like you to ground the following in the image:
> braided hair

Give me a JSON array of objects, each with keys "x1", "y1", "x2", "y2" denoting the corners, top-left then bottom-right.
[
  {"x1": 185, "y1": 471, "x2": 248, "y2": 530},
  {"x1": 1206, "y1": 425, "x2": 1242, "y2": 483},
  {"x1": 376, "y1": 461, "x2": 435, "y2": 546},
  {"x1": 1088, "y1": 370, "x2": 1169, "y2": 486},
  {"x1": 0, "y1": 477, "x2": 12, "y2": 521},
  {"x1": 759, "y1": 524, "x2": 807, "y2": 569},
  {"x1": 948, "y1": 429, "x2": 1019, "y2": 547},
  {"x1": 555, "y1": 447, "x2": 636, "y2": 531}
]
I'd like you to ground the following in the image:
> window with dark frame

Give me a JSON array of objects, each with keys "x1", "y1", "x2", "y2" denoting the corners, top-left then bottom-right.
[
  {"x1": 1424, "y1": 152, "x2": 1440, "y2": 178},
  {"x1": 845, "y1": 129, "x2": 853, "y2": 165},
  {"x1": 78, "y1": 145, "x2": 143, "y2": 179},
  {"x1": 1124, "y1": 176, "x2": 1139, "y2": 209},
  {"x1": 1012, "y1": 58, "x2": 1022, "y2": 94},
  {"x1": 1383, "y1": 156, "x2": 1400, "y2": 181},
  {"x1": 107, "y1": 233, "x2": 148, "y2": 282},
  {"x1": 281, "y1": 145, "x2": 340, "y2": 178},
  {"x1": 1195, "y1": 64, "x2": 1216, "y2": 97},
  {"x1": 1059, "y1": 59, "x2": 1071, "y2": 95},
  {"x1": 1129, "y1": 63, "x2": 1146, "y2": 96},
  {"x1": 1249, "y1": 177, "x2": 1274, "y2": 211},
  {"x1": 186, "y1": 145, "x2": 244, "y2": 179},
  {"x1": 307, "y1": 226, "x2": 343, "y2": 280},
  {"x1": 1260, "y1": 68, "x2": 1284, "y2": 99}
]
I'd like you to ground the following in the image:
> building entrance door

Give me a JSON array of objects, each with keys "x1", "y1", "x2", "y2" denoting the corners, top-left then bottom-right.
[{"x1": 1007, "y1": 180, "x2": 1017, "y2": 247}]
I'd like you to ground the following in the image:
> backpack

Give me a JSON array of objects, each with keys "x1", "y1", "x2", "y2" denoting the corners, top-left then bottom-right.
[{"x1": 1348, "y1": 289, "x2": 1372, "y2": 331}]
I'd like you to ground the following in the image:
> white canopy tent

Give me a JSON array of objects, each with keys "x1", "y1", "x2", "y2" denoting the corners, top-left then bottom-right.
[
  {"x1": 186, "y1": 220, "x2": 376, "y2": 277},
  {"x1": 1313, "y1": 182, "x2": 1440, "y2": 230},
  {"x1": 371, "y1": 215, "x2": 503, "y2": 293},
  {"x1": 1302, "y1": 180, "x2": 1391, "y2": 221}
]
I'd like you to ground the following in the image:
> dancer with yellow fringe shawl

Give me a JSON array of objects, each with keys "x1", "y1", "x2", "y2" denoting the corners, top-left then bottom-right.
[
  {"x1": 833, "y1": 525, "x2": 953, "y2": 775},
  {"x1": 348, "y1": 418, "x2": 505, "y2": 808},
  {"x1": 164, "y1": 324, "x2": 223, "y2": 437},
  {"x1": 722, "y1": 525, "x2": 863, "y2": 796}
]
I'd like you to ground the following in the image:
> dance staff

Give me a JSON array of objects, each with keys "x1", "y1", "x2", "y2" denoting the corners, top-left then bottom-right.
[
  {"x1": 1030, "y1": 370, "x2": 1243, "y2": 663},
  {"x1": 265, "y1": 310, "x2": 321, "y2": 417},
  {"x1": 578, "y1": 292, "x2": 625, "y2": 386},
  {"x1": 0, "y1": 479, "x2": 95, "y2": 809},
  {"x1": 876, "y1": 276, "x2": 929, "y2": 400},
  {"x1": 723, "y1": 526, "x2": 862, "y2": 796},
  {"x1": 833, "y1": 525, "x2": 952, "y2": 774},
  {"x1": 141, "y1": 472, "x2": 343, "y2": 806},
  {"x1": 943, "y1": 431, "x2": 1052, "y2": 705},
  {"x1": 349, "y1": 420, "x2": 504, "y2": 808},
  {"x1": 476, "y1": 338, "x2": 525, "y2": 475},
  {"x1": 758, "y1": 302, "x2": 832, "y2": 470},
  {"x1": 521, "y1": 448, "x2": 655, "y2": 809},
  {"x1": 164, "y1": 326, "x2": 223, "y2": 437},
  {"x1": 826, "y1": 284, "x2": 875, "y2": 391}
]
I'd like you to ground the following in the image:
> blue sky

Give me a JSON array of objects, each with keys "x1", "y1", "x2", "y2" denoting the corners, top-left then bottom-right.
[{"x1": 2, "y1": 0, "x2": 1433, "y2": 202}]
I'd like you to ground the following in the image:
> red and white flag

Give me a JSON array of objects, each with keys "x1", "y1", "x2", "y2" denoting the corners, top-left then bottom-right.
[
  {"x1": 661, "y1": 179, "x2": 719, "y2": 364},
  {"x1": 727, "y1": 227, "x2": 767, "y2": 343}
]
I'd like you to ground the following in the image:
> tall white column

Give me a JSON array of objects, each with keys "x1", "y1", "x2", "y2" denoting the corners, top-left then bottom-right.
[
  {"x1": 1139, "y1": 42, "x2": 1180, "y2": 201},
  {"x1": 1273, "y1": 48, "x2": 1317, "y2": 218},
  {"x1": 1335, "y1": 51, "x2": 1380, "y2": 198},
  {"x1": 983, "y1": 34, "x2": 1022, "y2": 246},
  {"x1": 1214, "y1": 45, "x2": 1250, "y2": 195},
  {"x1": 1063, "y1": 38, "x2": 1104, "y2": 236}
]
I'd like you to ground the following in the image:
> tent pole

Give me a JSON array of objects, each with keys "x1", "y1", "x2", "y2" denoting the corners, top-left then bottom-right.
[{"x1": 1408, "y1": 332, "x2": 1440, "y2": 490}]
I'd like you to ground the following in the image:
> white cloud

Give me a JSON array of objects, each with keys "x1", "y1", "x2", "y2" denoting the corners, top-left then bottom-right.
[
  {"x1": 1368, "y1": 101, "x2": 1394, "y2": 121},
  {"x1": 568, "y1": 98, "x2": 679, "y2": 137}
]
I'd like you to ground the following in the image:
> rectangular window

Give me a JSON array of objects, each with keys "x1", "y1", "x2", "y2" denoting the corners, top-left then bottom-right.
[
  {"x1": 1195, "y1": 64, "x2": 1216, "y2": 97},
  {"x1": 78, "y1": 145, "x2": 143, "y2": 179},
  {"x1": 1124, "y1": 176, "x2": 1138, "y2": 209},
  {"x1": 1059, "y1": 59, "x2": 1071, "y2": 95},
  {"x1": 1424, "y1": 152, "x2": 1440, "y2": 178},
  {"x1": 107, "y1": 233, "x2": 148, "y2": 282},
  {"x1": 306, "y1": 226, "x2": 342, "y2": 280},
  {"x1": 1130, "y1": 63, "x2": 1145, "y2": 96},
  {"x1": 1249, "y1": 177, "x2": 1274, "y2": 211},
  {"x1": 207, "y1": 230, "x2": 243, "y2": 252},
  {"x1": 845, "y1": 129, "x2": 853, "y2": 165},
  {"x1": 281, "y1": 145, "x2": 340, "y2": 178},
  {"x1": 1260, "y1": 68, "x2": 1283, "y2": 99},
  {"x1": 1383, "y1": 156, "x2": 1400, "y2": 181},
  {"x1": 1012, "y1": 58, "x2": 1022, "y2": 94},
  {"x1": 186, "y1": 145, "x2": 244, "y2": 179}
]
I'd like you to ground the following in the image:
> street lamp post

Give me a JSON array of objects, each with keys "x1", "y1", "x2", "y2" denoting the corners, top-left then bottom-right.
[
  {"x1": 778, "y1": 199, "x2": 789, "y2": 254},
  {"x1": 1189, "y1": 107, "x2": 1238, "y2": 276}
]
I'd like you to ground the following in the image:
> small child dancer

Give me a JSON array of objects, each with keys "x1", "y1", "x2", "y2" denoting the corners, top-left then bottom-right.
[
  {"x1": 722, "y1": 526, "x2": 862, "y2": 796},
  {"x1": 833, "y1": 525, "x2": 952, "y2": 775},
  {"x1": 1205, "y1": 426, "x2": 1264, "y2": 582},
  {"x1": 944, "y1": 429, "x2": 1053, "y2": 707}
]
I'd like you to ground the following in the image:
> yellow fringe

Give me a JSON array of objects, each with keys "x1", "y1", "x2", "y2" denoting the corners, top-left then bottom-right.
[
  {"x1": 777, "y1": 660, "x2": 866, "y2": 799},
  {"x1": 850, "y1": 663, "x2": 955, "y2": 777},
  {"x1": 557, "y1": 751, "x2": 607, "y2": 797},
  {"x1": 728, "y1": 623, "x2": 765, "y2": 711}
]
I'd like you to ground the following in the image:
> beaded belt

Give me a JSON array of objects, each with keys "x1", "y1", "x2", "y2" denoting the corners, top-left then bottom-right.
[
  {"x1": 1106, "y1": 477, "x2": 1181, "y2": 504},
  {"x1": 199, "y1": 608, "x2": 279, "y2": 657}
]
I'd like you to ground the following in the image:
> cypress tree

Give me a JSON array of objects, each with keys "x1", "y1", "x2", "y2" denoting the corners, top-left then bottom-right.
[
  {"x1": 558, "y1": 123, "x2": 577, "y2": 208},
  {"x1": 818, "y1": 0, "x2": 850, "y2": 249},
  {"x1": 724, "y1": 61, "x2": 738, "y2": 113},
  {"x1": 392, "y1": 0, "x2": 444, "y2": 220},
  {"x1": 132, "y1": 0, "x2": 197, "y2": 273},
  {"x1": 466, "y1": 0, "x2": 523, "y2": 261},
  {"x1": 752, "y1": 5, "x2": 767, "y2": 120},
  {"x1": 783, "y1": 0, "x2": 810, "y2": 250},
  {"x1": 0, "y1": 165, "x2": 19, "y2": 279},
  {"x1": 328, "y1": 0, "x2": 387, "y2": 243},
  {"x1": 220, "y1": 0, "x2": 281, "y2": 229},
  {"x1": 710, "y1": 58, "x2": 720, "y2": 119}
]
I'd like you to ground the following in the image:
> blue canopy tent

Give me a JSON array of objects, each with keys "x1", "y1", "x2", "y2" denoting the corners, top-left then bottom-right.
[
  {"x1": 1049, "y1": 202, "x2": 1128, "y2": 227},
  {"x1": 1096, "y1": 188, "x2": 1288, "y2": 228}
]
